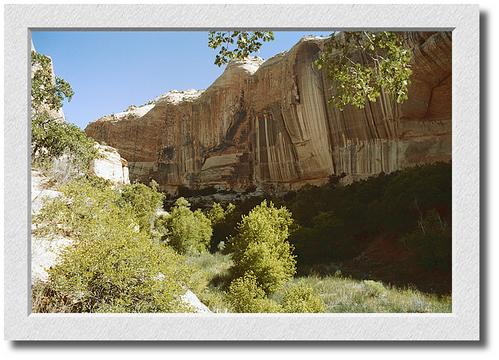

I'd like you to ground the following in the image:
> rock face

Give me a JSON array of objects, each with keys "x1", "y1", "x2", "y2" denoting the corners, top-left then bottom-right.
[
  {"x1": 85, "y1": 32, "x2": 452, "y2": 193},
  {"x1": 31, "y1": 170, "x2": 73, "y2": 283},
  {"x1": 89, "y1": 144, "x2": 130, "y2": 185}
]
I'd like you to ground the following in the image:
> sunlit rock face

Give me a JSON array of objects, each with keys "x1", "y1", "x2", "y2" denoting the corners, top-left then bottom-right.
[
  {"x1": 89, "y1": 144, "x2": 130, "y2": 185},
  {"x1": 85, "y1": 32, "x2": 451, "y2": 193}
]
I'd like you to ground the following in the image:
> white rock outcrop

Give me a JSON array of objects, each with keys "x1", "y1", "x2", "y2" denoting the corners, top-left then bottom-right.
[
  {"x1": 181, "y1": 290, "x2": 212, "y2": 313},
  {"x1": 31, "y1": 170, "x2": 73, "y2": 283},
  {"x1": 89, "y1": 144, "x2": 130, "y2": 184}
]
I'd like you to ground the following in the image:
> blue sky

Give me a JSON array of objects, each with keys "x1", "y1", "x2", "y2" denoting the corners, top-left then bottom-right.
[{"x1": 32, "y1": 31, "x2": 332, "y2": 129}]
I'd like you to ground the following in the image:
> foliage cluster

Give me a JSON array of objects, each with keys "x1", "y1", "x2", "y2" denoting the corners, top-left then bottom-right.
[
  {"x1": 226, "y1": 272, "x2": 282, "y2": 313},
  {"x1": 33, "y1": 177, "x2": 193, "y2": 313},
  {"x1": 32, "y1": 111, "x2": 98, "y2": 175},
  {"x1": 31, "y1": 51, "x2": 74, "y2": 112},
  {"x1": 284, "y1": 162, "x2": 451, "y2": 270},
  {"x1": 156, "y1": 197, "x2": 212, "y2": 254},
  {"x1": 31, "y1": 51, "x2": 97, "y2": 176},
  {"x1": 208, "y1": 31, "x2": 274, "y2": 66},
  {"x1": 228, "y1": 200, "x2": 296, "y2": 294},
  {"x1": 400, "y1": 209, "x2": 452, "y2": 271},
  {"x1": 315, "y1": 31, "x2": 412, "y2": 110},
  {"x1": 280, "y1": 284, "x2": 326, "y2": 313},
  {"x1": 119, "y1": 181, "x2": 164, "y2": 233}
]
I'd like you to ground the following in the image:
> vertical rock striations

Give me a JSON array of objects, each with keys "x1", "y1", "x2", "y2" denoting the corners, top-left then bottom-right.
[{"x1": 85, "y1": 32, "x2": 452, "y2": 193}]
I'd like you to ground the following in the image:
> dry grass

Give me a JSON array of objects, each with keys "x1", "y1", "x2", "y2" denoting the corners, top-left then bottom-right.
[
  {"x1": 274, "y1": 275, "x2": 451, "y2": 313},
  {"x1": 185, "y1": 252, "x2": 451, "y2": 313}
]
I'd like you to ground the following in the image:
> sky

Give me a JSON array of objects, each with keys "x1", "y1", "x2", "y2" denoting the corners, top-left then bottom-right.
[{"x1": 32, "y1": 31, "x2": 332, "y2": 129}]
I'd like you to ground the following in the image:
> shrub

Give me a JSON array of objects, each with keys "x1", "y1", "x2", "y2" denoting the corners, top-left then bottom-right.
[
  {"x1": 229, "y1": 200, "x2": 296, "y2": 294},
  {"x1": 226, "y1": 272, "x2": 281, "y2": 313},
  {"x1": 33, "y1": 176, "x2": 118, "y2": 239},
  {"x1": 119, "y1": 181, "x2": 164, "y2": 233},
  {"x1": 35, "y1": 227, "x2": 193, "y2": 313},
  {"x1": 157, "y1": 197, "x2": 212, "y2": 254},
  {"x1": 281, "y1": 284, "x2": 325, "y2": 313},
  {"x1": 33, "y1": 177, "x2": 194, "y2": 313}
]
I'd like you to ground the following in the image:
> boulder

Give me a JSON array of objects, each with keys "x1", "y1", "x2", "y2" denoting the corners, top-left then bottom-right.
[{"x1": 89, "y1": 144, "x2": 130, "y2": 184}]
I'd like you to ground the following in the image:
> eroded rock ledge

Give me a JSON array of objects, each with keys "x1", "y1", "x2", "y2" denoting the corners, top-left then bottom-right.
[{"x1": 85, "y1": 32, "x2": 452, "y2": 193}]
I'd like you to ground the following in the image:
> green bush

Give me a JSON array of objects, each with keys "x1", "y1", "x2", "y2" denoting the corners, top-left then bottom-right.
[
  {"x1": 32, "y1": 111, "x2": 98, "y2": 174},
  {"x1": 226, "y1": 272, "x2": 281, "y2": 313},
  {"x1": 281, "y1": 284, "x2": 325, "y2": 313},
  {"x1": 33, "y1": 177, "x2": 194, "y2": 313},
  {"x1": 229, "y1": 200, "x2": 296, "y2": 294},
  {"x1": 119, "y1": 181, "x2": 164, "y2": 233},
  {"x1": 36, "y1": 229, "x2": 193, "y2": 313},
  {"x1": 156, "y1": 197, "x2": 212, "y2": 254},
  {"x1": 33, "y1": 176, "x2": 118, "y2": 239}
]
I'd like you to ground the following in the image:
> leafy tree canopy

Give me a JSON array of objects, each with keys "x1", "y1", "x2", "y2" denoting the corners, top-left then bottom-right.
[
  {"x1": 208, "y1": 31, "x2": 412, "y2": 110},
  {"x1": 31, "y1": 51, "x2": 74, "y2": 113},
  {"x1": 315, "y1": 31, "x2": 412, "y2": 110},
  {"x1": 31, "y1": 51, "x2": 97, "y2": 174},
  {"x1": 208, "y1": 31, "x2": 274, "y2": 66},
  {"x1": 229, "y1": 200, "x2": 296, "y2": 294}
]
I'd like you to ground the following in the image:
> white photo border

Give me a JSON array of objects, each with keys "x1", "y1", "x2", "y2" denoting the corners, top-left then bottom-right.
[{"x1": 4, "y1": 4, "x2": 479, "y2": 341}]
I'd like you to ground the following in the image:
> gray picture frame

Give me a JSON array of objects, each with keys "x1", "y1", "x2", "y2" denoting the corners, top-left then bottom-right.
[{"x1": 4, "y1": 4, "x2": 479, "y2": 341}]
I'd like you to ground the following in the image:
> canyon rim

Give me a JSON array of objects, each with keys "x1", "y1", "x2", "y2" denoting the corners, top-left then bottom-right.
[{"x1": 85, "y1": 31, "x2": 451, "y2": 194}]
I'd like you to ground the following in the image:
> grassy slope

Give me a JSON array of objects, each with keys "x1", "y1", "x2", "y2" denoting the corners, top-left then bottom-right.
[{"x1": 186, "y1": 252, "x2": 451, "y2": 313}]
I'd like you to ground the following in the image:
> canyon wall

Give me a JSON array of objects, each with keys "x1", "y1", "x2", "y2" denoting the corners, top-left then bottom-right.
[{"x1": 85, "y1": 32, "x2": 452, "y2": 193}]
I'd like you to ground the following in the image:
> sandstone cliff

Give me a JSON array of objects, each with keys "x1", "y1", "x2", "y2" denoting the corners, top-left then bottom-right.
[{"x1": 85, "y1": 32, "x2": 452, "y2": 193}]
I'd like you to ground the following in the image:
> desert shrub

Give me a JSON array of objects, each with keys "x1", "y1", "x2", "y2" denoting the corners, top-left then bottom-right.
[
  {"x1": 119, "y1": 181, "x2": 164, "y2": 233},
  {"x1": 35, "y1": 227, "x2": 193, "y2": 313},
  {"x1": 33, "y1": 176, "x2": 117, "y2": 238},
  {"x1": 206, "y1": 202, "x2": 237, "y2": 252},
  {"x1": 226, "y1": 272, "x2": 281, "y2": 313},
  {"x1": 281, "y1": 284, "x2": 325, "y2": 313},
  {"x1": 400, "y1": 209, "x2": 452, "y2": 271},
  {"x1": 157, "y1": 197, "x2": 212, "y2": 254},
  {"x1": 33, "y1": 177, "x2": 194, "y2": 313},
  {"x1": 229, "y1": 200, "x2": 296, "y2": 294}
]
